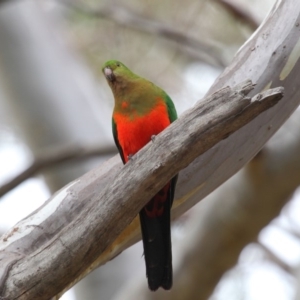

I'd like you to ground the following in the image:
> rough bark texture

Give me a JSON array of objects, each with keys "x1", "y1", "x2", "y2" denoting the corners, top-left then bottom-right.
[
  {"x1": 124, "y1": 110, "x2": 300, "y2": 300},
  {"x1": 0, "y1": 3, "x2": 115, "y2": 299},
  {"x1": 0, "y1": 83, "x2": 283, "y2": 299},
  {"x1": 62, "y1": 0, "x2": 300, "y2": 296}
]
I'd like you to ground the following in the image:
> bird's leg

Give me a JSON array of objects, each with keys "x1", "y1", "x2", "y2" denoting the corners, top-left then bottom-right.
[{"x1": 151, "y1": 135, "x2": 156, "y2": 142}]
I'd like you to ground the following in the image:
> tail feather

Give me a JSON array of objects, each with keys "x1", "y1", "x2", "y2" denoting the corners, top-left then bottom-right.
[
  {"x1": 139, "y1": 205, "x2": 172, "y2": 291},
  {"x1": 139, "y1": 176, "x2": 177, "y2": 291}
]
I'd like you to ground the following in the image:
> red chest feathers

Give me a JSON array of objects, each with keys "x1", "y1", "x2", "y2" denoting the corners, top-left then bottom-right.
[{"x1": 113, "y1": 102, "x2": 170, "y2": 163}]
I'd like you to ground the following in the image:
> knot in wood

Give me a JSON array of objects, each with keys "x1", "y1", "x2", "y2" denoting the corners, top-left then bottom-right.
[{"x1": 252, "y1": 93, "x2": 262, "y2": 102}]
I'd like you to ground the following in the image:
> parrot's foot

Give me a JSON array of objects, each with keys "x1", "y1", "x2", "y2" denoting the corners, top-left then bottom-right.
[
  {"x1": 151, "y1": 135, "x2": 156, "y2": 142},
  {"x1": 128, "y1": 154, "x2": 134, "y2": 161}
]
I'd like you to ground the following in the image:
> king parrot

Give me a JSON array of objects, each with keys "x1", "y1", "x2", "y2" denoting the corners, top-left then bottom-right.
[{"x1": 102, "y1": 60, "x2": 178, "y2": 291}]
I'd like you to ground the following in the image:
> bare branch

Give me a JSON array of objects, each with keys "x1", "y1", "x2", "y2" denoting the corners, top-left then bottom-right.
[
  {"x1": 126, "y1": 109, "x2": 300, "y2": 300},
  {"x1": 0, "y1": 0, "x2": 114, "y2": 195},
  {"x1": 214, "y1": 0, "x2": 260, "y2": 30},
  {"x1": 0, "y1": 144, "x2": 116, "y2": 198},
  {"x1": 0, "y1": 0, "x2": 299, "y2": 298},
  {"x1": 111, "y1": 0, "x2": 300, "y2": 298},
  {"x1": 59, "y1": 0, "x2": 225, "y2": 67},
  {"x1": 0, "y1": 83, "x2": 283, "y2": 299}
]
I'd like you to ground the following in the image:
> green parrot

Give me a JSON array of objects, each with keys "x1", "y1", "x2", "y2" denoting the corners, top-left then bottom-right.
[{"x1": 102, "y1": 60, "x2": 177, "y2": 291}]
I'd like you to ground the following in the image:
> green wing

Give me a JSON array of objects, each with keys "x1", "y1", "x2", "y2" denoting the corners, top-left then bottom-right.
[
  {"x1": 112, "y1": 118, "x2": 126, "y2": 164},
  {"x1": 163, "y1": 93, "x2": 178, "y2": 205},
  {"x1": 112, "y1": 92, "x2": 177, "y2": 164},
  {"x1": 164, "y1": 94, "x2": 177, "y2": 123}
]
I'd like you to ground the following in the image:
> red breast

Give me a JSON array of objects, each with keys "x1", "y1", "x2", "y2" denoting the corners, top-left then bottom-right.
[{"x1": 113, "y1": 100, "x2": 170, "y2": 163}]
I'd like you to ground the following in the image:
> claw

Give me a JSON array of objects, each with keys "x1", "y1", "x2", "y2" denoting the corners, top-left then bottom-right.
[
  {"x1": 151, "y1": 135, "x2": 156, "y2": 142},
  {"x1": 128, "y1": 154, "x2": 134, "y2": 161}
]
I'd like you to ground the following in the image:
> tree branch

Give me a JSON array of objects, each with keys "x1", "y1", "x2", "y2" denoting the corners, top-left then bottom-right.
[
  {"x1": 0, "y1": 0, "x2": 114, "y2": 194},
  {"x1": 0, "y1": 82, "x2": 283, "y2": 299},
  {"x1": 214, "y1": 0, "x2": 260, "y2": 30},
  {"x1": 122, "y1": 107, "x2": 300, "y2": 300},
  {"x1": 56, "y1": 0, "x2": 300, "y2": 296},
  {"x1": 0, "y1": 0, "x2": 299, "y2": 298},
  {"x1": 59, "y1": 0, "x2": 225, "y2": 67},
  {"x1": 0, "y1": 144, "x2": 116, "y2": 198}
]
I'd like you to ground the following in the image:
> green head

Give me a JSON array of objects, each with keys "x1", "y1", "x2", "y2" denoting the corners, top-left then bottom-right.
[{"x1": 102, "y1": 60, "x2": 138, "y2": 90}]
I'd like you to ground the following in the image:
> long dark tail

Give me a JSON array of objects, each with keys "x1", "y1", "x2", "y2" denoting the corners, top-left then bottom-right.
[{"x1": 139, "y1": 176, "x2": 177, "y2": 291}]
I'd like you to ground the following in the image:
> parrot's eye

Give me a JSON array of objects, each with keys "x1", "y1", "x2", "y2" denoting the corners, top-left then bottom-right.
[{"x1": 116, "y1": 62, "x2": 120, "y2": 67}]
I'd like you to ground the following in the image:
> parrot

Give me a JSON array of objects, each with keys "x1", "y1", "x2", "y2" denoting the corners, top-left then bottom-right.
[{"x1": 102, "y1": 60, "x2": 178, "y2": 291}]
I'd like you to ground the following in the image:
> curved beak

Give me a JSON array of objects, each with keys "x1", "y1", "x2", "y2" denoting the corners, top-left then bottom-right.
[{"x1": 103, "y1": 67, "x2": 116, "y2": 82}]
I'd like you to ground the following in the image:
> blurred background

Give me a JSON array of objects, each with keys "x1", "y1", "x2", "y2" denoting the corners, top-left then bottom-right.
[{"x1": 1, "y1": 0, "x2": 299, "y2": 299}]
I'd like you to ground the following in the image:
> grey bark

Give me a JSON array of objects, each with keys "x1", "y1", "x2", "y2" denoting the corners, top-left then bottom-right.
[
  {"x1": 0, "y1": 82, "x2": 283, "y2": 299},
  {"x1": 62, "y1": 0, "x2": 300, "y2": 296},
  {"x1": 0, "y1": 2, "x2": 113, "y2": 299},
  {"x1": 122, "y1": 107, "x2": 300, "y2": 300}
]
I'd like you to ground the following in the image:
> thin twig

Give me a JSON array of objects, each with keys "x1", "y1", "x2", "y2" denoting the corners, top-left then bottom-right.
[
  {"x1": 215, "y1": 0, "x2": 260, "y2": 30},
  {"x1": 0, "y1": 144, "x2": 116, "y2": 198},
  {"x1": 59, "y1": 0, "x2": 226, "y2": 67}
]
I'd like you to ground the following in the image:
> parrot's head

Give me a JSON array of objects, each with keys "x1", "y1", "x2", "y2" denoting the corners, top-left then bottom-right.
[{"x1": 102, "y1": 60, "x2": 136, "y2": 89}]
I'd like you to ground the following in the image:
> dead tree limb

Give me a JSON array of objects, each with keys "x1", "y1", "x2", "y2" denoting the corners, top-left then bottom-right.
[
  {"x1": 0, "y1": 144, "x2": 116, "y2": 198},
  {"x1": 215, "y1": 0, "x2": 260, "y2": 30},
  {"x1": 117, "y1": 107, "x2": 300, "y2": 300},
  {"x1": 0, "y1": 82, "x2": 283, "y2": 299},
  {"x1": 60, "y1": 0, "x2": 300, "y2": 296}
]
